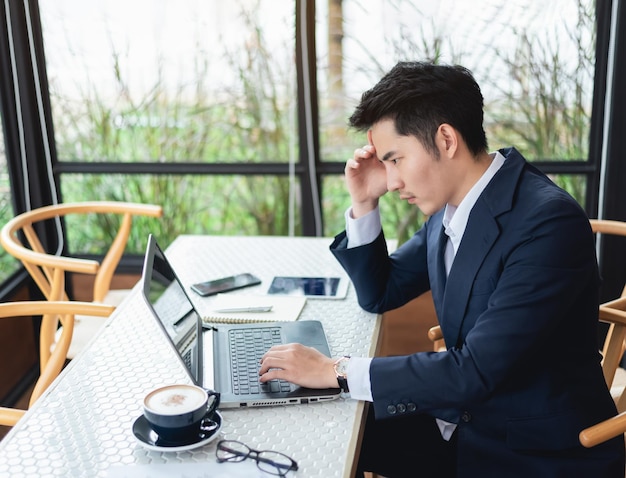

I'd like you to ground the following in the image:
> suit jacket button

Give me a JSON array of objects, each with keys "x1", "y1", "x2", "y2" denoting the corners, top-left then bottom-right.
[
  {"x1": 397, "y1": 403, "x2": 406, "y2": 413},
  {"x1": 461, "y1": 411, "x2": 472, "y2": 422},
  {"x1": 407, "y1": 403, "x2": 416, "y2": 412},
  {"x1": 387, "y1": 405, "x2": 397, "y2": 415}
]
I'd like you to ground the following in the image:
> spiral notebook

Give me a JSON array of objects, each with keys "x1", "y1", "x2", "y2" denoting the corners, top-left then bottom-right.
[{"x1": 203, "y1": 294, "x2": 307, "y2": 324}]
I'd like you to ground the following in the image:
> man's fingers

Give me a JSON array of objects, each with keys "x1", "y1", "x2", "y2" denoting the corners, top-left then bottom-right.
[{"x1": 346, "y1": 158, "x2": 360, "y2": 170}]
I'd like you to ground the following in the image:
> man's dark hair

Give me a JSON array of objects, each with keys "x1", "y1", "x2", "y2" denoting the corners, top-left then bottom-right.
[{"x1": 349, "y1": 61, "x2": 488, "y2": 158}]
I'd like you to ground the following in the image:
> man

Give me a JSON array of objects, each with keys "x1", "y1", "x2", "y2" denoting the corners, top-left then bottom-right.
[{"x1": 259, "y1": 61, "x2": 625, "y2": 477}]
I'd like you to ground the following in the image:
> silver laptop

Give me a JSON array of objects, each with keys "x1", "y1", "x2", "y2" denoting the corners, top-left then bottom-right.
[{"x1": 141, "y1": 234, "x2": 341, "y2": 408}]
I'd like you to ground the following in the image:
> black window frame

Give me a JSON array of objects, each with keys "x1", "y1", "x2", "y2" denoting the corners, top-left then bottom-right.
[{"x1": 1, "y1": 0, "x2": 625, "y2": 300}]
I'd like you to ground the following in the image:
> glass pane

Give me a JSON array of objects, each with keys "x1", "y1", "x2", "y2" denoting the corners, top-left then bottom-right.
[
  {"x1": 323, "y1": 175, "x2": 425, "y2": 243},
  {"x1": 61, "y1": 174, "x2": 302, "y2": 253},
  {"x1": 549, "y1": 174, "x2": 587, "y2": 206},
  {"x1": 40, "y1": 0, "x2": 296, "y2": 165},
  {"x1": 317, "y1": 0, "x2": 595, "y2": 165},
  {"x1": 0, "y1": 126, "x2": 20, "y2": 282},
  {"x1": 317, "y1": 0, "x2": 594, "y2": 239},
  {"x1": 322, "y1": 175, "x2": 351, "y2": 237}
]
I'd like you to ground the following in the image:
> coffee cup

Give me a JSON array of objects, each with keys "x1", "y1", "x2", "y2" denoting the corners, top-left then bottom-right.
[{"x1": 142, "y1": 384, "x2": 220, "y2": 442}]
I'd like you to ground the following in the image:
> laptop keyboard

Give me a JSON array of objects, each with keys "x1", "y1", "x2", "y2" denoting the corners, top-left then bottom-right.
[
  {"x1": 229, "y1": 327, "x2": 292, "y2": 395},
  {"x1": 183, "y1": 349, "x2": 192, "y2": 369}
]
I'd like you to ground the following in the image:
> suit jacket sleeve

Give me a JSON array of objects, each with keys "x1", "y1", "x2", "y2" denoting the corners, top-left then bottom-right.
[{"x1": 330, "y1": 223, "x2": 433, "y2": 313}]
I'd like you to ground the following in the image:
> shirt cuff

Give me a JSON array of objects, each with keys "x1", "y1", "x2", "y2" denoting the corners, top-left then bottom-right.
[
  {"x1": 436, "y1": 419, "x2": 457, "y2": 441},
  {"x1": 345, "y1": 357, "x2": 373, "y2": 401},
  {"x1": 345, "y1": 206, "x2": 382, "y2": 249}
]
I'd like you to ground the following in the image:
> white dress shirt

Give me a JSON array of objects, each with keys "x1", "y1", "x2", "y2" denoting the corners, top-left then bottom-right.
[{"x1": 344, "y1": 151, "x2": 505, "y2": 439}]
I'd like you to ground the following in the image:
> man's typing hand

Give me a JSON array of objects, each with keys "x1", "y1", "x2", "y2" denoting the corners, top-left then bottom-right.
[{"x1": 259, "y1": 343, "x2": 338, "y2": 390}]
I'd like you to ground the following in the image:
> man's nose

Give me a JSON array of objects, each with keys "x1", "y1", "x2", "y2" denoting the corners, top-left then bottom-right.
[{"x1": 386, "y1": 169, "x2": 403, "y2": 192}]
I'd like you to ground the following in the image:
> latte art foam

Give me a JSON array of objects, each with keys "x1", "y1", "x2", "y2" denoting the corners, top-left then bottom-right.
[{"x1": 144, "y1": 384, "x2": 206, "y2": 415}]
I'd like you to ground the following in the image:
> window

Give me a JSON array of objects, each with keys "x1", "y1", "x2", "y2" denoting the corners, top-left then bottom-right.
[
  {"x1": 0, "y1": 0, "x2": 609, "y2": 275},
  {"x1": 317, "y1": 0, "x2": 596, "y2": 242},
  {"x1": 40, "y1": 0, "x2": 302, "y2": 251}
]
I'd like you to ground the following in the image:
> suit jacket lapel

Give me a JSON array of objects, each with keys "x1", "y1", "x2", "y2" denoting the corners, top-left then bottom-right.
[
  {"x1": 437, "y1": 148, "x2": 526, "y2": 349},
  {"x1": 427, "y1": 210, "x2": 446, "y2": 318},
  {"x1": 440, "y1": 209, "x2": 499, "y2": 348}
]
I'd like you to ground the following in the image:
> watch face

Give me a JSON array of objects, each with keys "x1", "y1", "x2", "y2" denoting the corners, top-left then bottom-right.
[{"x1": 335, "y1": 357, "x2": 349, "y2": 377}]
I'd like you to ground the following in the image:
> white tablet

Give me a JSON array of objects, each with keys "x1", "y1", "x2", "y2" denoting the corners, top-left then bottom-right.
[{"x1": 267, "y1": 276, "x2": 349, "y2": 299}]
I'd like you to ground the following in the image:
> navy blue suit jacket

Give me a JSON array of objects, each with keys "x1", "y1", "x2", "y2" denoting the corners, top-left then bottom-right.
[{"x1": 330, "y1": 148, "x2": 625, "y2": 476}]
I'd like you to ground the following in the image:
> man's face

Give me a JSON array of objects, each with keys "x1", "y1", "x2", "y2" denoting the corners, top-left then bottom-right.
[{"x1": 370, "y1": 119, "x2": 455, "y2": 216}]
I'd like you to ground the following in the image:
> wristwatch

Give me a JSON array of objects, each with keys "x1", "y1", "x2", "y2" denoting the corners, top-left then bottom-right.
[{"x1": 333, "y1": 356, "x2": 350, "y2": 393}]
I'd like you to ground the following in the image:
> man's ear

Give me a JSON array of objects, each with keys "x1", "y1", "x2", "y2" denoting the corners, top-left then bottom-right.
[{"x1": 437, "y1": 123, "x2": 458, "y2": 158}]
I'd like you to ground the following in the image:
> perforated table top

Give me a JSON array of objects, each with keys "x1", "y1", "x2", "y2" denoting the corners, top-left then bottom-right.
[{"x1": 0, "y1": 235, "x2": 387, "y2": 478}]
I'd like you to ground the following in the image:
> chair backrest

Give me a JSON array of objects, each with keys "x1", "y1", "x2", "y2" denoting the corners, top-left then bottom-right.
[
  {"x1": 589, "y1": 220, "x2": 626, "y2": 394},
  {"x1": 575, "y1": 219, "x2": 626, "y2": 448},
  {"x1": 579, "y1": 297, "x2": 626, "y2": 447},
  {"x1": 598, "y1": 297, "x2": 626, "y2": 409},
  {"x1": 0, "y1": 201, "x2": 163, "y2": 368},
  {"x1": 0, "y1": 301, "x2": 114, "y2": 427}
]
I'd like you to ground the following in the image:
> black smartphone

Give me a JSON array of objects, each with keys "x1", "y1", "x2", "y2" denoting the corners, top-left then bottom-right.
[{"x1": 190, "y1": 273, "x2": 262, "y2": 297}]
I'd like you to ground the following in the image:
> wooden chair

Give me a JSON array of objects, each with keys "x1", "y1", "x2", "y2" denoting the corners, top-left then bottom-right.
[
  {"x1": 580, "y1": 296, "x2": 626, "y2": 447},
  {"x1": 428, "y1": 324, "x2": 445, "y2": 352},
  {"x1": 0, "y1": 301, "x2": 114, "y2": 426},
  {"x1": 589, "y1": 219, "x2": 626, "y2": 397},
  {"x1": 0, "y1": 201, "x2": 163, "y2": 360}
]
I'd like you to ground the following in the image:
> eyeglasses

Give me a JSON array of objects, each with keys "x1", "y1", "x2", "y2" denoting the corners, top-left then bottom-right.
[{"x1": 216, "y1": 439, "x2": 299, "y2": 476}]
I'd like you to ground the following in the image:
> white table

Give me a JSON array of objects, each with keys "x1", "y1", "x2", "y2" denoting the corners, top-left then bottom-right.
[{"x1": 0, "y1": 236, "x2": 385, "y2": 478}]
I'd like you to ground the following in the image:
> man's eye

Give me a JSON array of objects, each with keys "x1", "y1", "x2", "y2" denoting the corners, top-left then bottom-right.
[{"x1": 391, "y1": 158, "x2": 399, "y2": 165}]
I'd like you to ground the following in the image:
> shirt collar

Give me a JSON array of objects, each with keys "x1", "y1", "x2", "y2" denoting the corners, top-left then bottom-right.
[{"x1": 442, "y1": 151, "x2": 505, "y2": 250}]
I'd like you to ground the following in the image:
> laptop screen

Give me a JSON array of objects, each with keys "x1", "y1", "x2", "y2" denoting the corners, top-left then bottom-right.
[{"x1": 141, "y1": 235, "x2": 203, "y2": 386}]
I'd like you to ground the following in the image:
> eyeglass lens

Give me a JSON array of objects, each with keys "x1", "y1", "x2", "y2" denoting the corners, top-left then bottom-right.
[{"x1": 216, "y1": 440, "x2": 298, "y2": 476}]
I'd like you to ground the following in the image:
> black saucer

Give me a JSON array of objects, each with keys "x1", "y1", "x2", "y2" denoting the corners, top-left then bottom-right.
[{"x1": 132, "y1": 410, "x2": 222, "y2": 452}]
